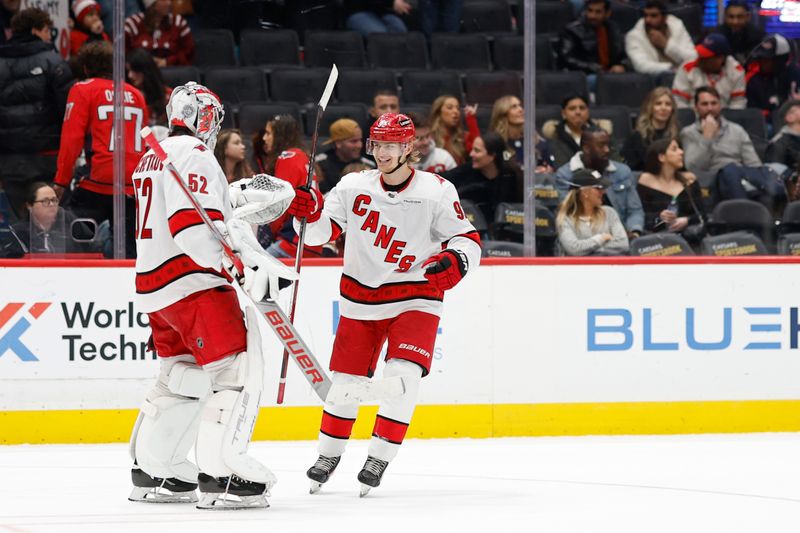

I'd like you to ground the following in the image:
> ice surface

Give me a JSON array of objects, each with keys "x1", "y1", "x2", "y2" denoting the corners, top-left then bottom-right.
[{"x1": 1, "y1": 434, "x2": 799, "y2": 532}]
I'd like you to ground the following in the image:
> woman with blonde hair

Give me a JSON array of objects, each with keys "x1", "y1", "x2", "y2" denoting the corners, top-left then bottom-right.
[
  {"x1": 429, "y1": 94, "x2": 479, "y2": 165},
  {"x1": 621, "y1": 87, "x2": 679, "y2": 170},
  {"x1": 214, "y1": 129, "x2": 253, "y2": 184},
  {"x1": 490, "y1": 94, "x2": 554, "y2": 171},
  {"x1": 556, "y1": 169, "x2": 629, "y2": 256}
]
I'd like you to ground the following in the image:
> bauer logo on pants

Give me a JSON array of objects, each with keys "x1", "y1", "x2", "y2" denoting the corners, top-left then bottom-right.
[{"x1": 0, "y1": 302, "x2": 52, "y2": 361}]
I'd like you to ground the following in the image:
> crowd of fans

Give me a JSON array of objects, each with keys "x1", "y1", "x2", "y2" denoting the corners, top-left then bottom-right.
[{"x1": 2, "y1": 0, "x2": 800, "y2": 258}]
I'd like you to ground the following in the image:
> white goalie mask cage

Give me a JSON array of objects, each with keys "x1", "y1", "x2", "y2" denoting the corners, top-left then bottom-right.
[{"x1": 166, "y1": 82, "x2": 225, "y2": 150}]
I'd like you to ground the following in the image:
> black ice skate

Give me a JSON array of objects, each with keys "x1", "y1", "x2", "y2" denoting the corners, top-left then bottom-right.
[
  {"x1": 357, "y1": 456, "x2": 389, "y2": 497},
  {"x1": 307, "y1": 454, "x2": 341, "y2": 494},
  {"x1": 128, "y1": 465, "x2": 199, "y2": 503},
  {"x1": 196, "y1": 472, "x2": 270, "y2": 510}
]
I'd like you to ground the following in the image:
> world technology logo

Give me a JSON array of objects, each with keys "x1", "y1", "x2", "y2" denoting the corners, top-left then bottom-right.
[{"x1": 0, "y1": 302, "x2": 51, "y2": 361}]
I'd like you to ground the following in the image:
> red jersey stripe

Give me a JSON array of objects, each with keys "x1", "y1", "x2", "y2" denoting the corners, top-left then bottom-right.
[
  {"x1": 168, "y1": 208, "x2": 223, "y2": 237},
  {"x1": 136, "y1": 254, "x2": 226, "y2": 294},
  {"x1": 340, "y1": 274, "x2": 443, "y2": 305}
]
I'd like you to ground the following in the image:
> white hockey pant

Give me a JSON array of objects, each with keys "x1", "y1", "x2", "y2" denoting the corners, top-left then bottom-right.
[
  {"x1": 317, "y1": 359, "x2": 422, "y2": 462},
  {"x1": 130, "y1": 354, "x2": 212, "y2": 483},
  {"x1": 195, "y1": 307, "x2": 276, "y2": 486}
]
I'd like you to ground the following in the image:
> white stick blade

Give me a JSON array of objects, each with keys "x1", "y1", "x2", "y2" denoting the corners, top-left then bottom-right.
[{"x1": 318, "y1": 64, "x2": 338, "y2": 112}]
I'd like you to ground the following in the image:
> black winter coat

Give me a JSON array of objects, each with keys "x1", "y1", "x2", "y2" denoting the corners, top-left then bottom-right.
[
  {"x1": 0, "y1": 34, "x2": 73, "y2": 154},
  {"x1": 557, "y1": 19, "x2": 627, "y2": 74}
]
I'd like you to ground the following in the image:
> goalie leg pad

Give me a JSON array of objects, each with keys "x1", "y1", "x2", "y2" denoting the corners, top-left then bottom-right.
[
  {"x1": 133, "y1": 355, "x2": 211, "y2": 483},
  {"x1": 195, "y1": 308, "x2": 276, "y2": 487},
  {"x1": 368, "y1": 359, "x2": 422, "y2": 463}
]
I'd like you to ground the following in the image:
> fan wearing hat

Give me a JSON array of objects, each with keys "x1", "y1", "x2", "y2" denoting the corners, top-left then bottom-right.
[
  {"x1": 745, "y1": 34, "x2": 800, "y2": 114},
  {"x1": 716, "y1": 1, "x2": 765, "y2": 65},
  {"x1": 315, "y1": 118, "x2": 375, "y2": 194},
  {"x1": 70, "y1": 0, "x2": 109, "y2": 56},
  {"x1": 556, "y1": 168, "x2": 629, "y2": 256},
  {"x1": 671, "y1": 32, "x2": 746, "y2": 109}
]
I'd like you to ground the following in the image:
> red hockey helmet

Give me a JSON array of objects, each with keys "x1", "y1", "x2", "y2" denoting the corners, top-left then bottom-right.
[{"x1": 369, "y1": 113, "x2": 415, "y2": 144}]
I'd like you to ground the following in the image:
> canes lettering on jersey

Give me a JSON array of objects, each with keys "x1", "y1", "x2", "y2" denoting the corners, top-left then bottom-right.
[{"x1": 352, "y1": 194, "x2": 415, "y2": 272}]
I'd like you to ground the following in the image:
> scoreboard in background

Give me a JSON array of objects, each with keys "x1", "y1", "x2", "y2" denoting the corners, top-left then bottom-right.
[{"x1": 704, "y1": 0, "x2": 800, "y2": 39}]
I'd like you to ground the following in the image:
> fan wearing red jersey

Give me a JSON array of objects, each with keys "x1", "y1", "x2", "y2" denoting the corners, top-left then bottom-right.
[
  {"x1": 288, "y1": 113, "x2": 482, "y2": 496},
  {"x1": 128, "y1": 82, "x2": 298, "y2": 510},
  {"x1": 53, "y1": 41, "x2": 149, "y2": 258}
]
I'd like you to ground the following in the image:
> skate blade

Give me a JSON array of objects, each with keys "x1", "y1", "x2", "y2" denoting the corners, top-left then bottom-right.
[
  {"x1": 128, "y1": 486, "x2": 198, "y2": 503},
  {"x1": 359, "y1": 484, "x2": 372, "y2": 498},
  {"x1": 309, "y1": 481, "x2": 323, "y2": 494},
  {"x1": 196, "y1": 493, "x2": 269, "y2": 510}
]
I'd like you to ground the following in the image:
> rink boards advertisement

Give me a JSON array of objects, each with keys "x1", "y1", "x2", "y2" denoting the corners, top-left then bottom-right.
[{"x1": 3, "y1": 258, "x2": 800, "y2": 443}]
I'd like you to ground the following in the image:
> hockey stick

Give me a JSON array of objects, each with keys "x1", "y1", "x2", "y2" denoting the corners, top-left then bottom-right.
[
  {"x1": 277, "y1": 63, "x2": 338, "y2": 404},
  {"x1": 139, "y1": 126, "x2": 402, "y2": 405}
]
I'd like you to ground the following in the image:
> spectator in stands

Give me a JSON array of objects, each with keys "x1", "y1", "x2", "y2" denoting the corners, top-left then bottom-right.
[
  {"x1": 214, "y1": 129, "x2": 253, "y2": 184},
  {"x1": 680, "y1": 86, "x2": 785, "y2": 208},
  {"x1": 557, "y1": 0, "x2": 627, "y2": 77},
  {"x1": 746, "y1": 34, "x2": 800, "y2": 117},
  {"x1": 369, "y1": 89, "x2": 400, "y2": 121},
  {"x1": 0, "y1": 7, "x2": 73, "y2": 219},
  {"x1": 490, "y1": 94, "x2": 554, "y2": 171},
  {"x1": 542, "y1": 94, "x2": 614, "y2": 169},
  {"x1": 717, "y1": 1, "x2": 764, "y2": 66},
  {"x1": 53, "y1": 41, "x2": 148, "y2": 258},
  {"x1": 344, "y1": 0, "x2": 411, "y2": 38},
  {"x1": 96, "y1": 0, "x2": 139, "y2": 38},
  {"x1": 126, "y1": 48, "x2": 169, "y2": 126},
  {"x1": 70, "y1": 0, "x2": 109, "y2": 56},
  {"x1": 429, "y1": 94, "x2": 479, "y2": 165},
  {"x1": 442, "y1": 132, "x2": 523, "y2": 223},
  {"x1": 0, "y1": 0, "x2": 20, "y2": 44},
  {"x1": 0, "y1": 181, "x2": 95, "y2": 257},
  {"x1": 767, "y1": 102, "x2": 800, "y2": 173},
  {"x1": 672, "y1": 33, "x2": 746, "y2": 109},
  {"x1": 124, "y1": 0, "x2": 194, "y2": 67},
  {"x1": 624, "y1": 0, "x2": 695, "y2": 82},
  {"x1": 556, "y1": 168, "x2": 629, "y2": 256},
  {"x1": 409, "y1": 112, "x2": 456, "y2": 174},
  {"x1": 556, "y1": 128, "x2": 645, "y2": 237},
  {"x1": 622, "y1": 87, "x2": 679, "y2": 171},
  {"x1": 419, "y1": 0, "x2": 462, "y2": 39},
  {"x1": 315, "y1": 118, "x2": 374, "y2": 193},
  {"x1": 252, "y1": 114, "x2": 322, "y2": 258},
  {"x1": 636, "y1": 138, "x2": 706, "y2": 238}
]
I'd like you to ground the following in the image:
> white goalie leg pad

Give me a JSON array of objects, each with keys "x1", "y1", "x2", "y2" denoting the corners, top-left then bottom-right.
[
  {"x1": 317, "y1": 372, "x2": 361, "y2": 458},
  {"x1": 196, "y1": 307, "x2": 276, "y2": 486},
  {"x1": 133, "y1": 355, "x2": 212, "y2": 482},
  {"x1": 368, "y1": 359, "x2": 423, "y2": 463}
]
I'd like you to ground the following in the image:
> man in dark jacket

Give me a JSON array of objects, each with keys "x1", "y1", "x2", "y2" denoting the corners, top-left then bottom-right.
[
  {"x1": 716, "y1": 1, "x2": 765, "y2": 65},
  {"x1": 746, "y1": 34, "x2": 800, "y2": 116},
  {"x1": 0, "y1": 7, "x2": 73, "y2": 219},
  {"x1": 558, "y1": 0, "x2": 627, "y2": 75}
]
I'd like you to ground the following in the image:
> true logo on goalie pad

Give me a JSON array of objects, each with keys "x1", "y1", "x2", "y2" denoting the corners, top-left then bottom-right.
[{"x1": 264, "y1": 310, "x2": 325, "y2": 384}]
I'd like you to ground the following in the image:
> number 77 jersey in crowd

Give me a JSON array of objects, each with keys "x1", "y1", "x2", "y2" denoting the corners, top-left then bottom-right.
[
  {"x1": 131, "y1": 135, "x2": 233, "y2": 314},
  {"x1": 54, "y1": 78, "x2": 150, "y2": 195},
  {"x1": 300, "y1": 168, "x2": 482, "y2": 321}
]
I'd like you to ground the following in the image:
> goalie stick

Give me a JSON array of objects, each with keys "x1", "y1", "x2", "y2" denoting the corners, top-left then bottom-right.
[
  {"x1": 277, "y1": 63, "x2": 338, "y2": 404},
  {"x1": 139, "y1": 125, "x2": 403, "y2": 405}
]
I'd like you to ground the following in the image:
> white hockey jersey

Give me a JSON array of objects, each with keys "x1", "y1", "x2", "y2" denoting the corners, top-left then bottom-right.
[
  {"x1": 296, "y1": 168, "x2": 482, "y2": 320},
  {"x1": 132, "y1": 135, "x2": 231, "y2": 313}
]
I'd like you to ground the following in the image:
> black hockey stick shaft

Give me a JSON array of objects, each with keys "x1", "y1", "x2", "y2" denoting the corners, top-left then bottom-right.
[{"x1": 277, "y1": 64, "x2": 338, "y2": 404}]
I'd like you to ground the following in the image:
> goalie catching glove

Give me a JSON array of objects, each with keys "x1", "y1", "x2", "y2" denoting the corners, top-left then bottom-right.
[
  {"x1": 224, "y1": 218, "x2": 298, "y2": 301},
  {"x1": 422, "y1": 249, "x2": 469, "y2": 291},
  {"x1": 228, "y1": 174, "x2": 295, "y2": 225},
  {"x1": 287, "y1": 185, "x2": 323, "y2": 223}
]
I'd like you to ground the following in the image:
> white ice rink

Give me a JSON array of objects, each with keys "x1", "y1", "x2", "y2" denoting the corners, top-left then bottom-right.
[{"x1": 2, "y1": 433, "x2": 799, "y2": 533}]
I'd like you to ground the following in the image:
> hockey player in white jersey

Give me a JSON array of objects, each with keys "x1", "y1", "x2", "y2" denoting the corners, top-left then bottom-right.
[
  {"x1": 128, "y1": 82, "x2": 297, "y2": 509},
  {"x1": 286, "y1": 113, "x2": 482, "y2": 496}
]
